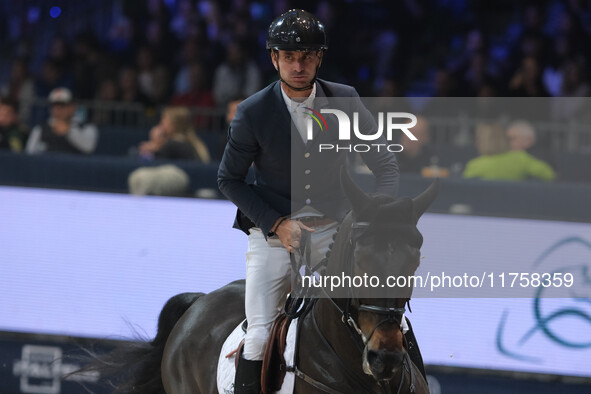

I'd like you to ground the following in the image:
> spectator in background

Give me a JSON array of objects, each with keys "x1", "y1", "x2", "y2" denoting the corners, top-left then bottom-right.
[
  {"x1": 137, "y1": 106, "x2": 210, "y2": 163},
  {"x1": 1, "y1": 58, "x2": 35, "y2": 121},
  {"x1": 459, "y1": 50, "x2": 499, "y2": 96},
  {"x1": 551, "y1": 59, "x2": 590, "y2": 121},
  {"x1": 170, "y1": 0, "x2": 199, "y2": 40},
  {"x1": 506, "y1": 120, "x2": 536, "y2": 151},
  {"x1": 71, "y1": 32, "x2": 104, "y2": 100},
  {"x1": 128, "y1": 163, "x2": 192, "y2": 196},
  {"x1": 213, "y1": 40, "x2": 262, "y2": 106},
  {"x1": 423, "y1": 69, "x2": 461, "y2": 118},
  {"x1": 145, "y1": 19, "x2": 178, "y2": 67},
  {"x1": 106, "y1": 14, "x2": 135, "y2": 56},
  {"x1": 129, "y1": 106, "x2": 211, "y2": 196},
  {"x1": 170, "y1": 62, "x2": 215, "y2": 128},
  {"x1": 26, "y1": 88, "x2": 98, "y2": 155},
  {"x1": 34, "y1": 59, "x2": 72, "y2": 98},
  {"x1": 96, "y1": 79, "x2": 119, "y2": 102},
  {"x1": 174, "y1": 39, "x2": 207, "y2": 95},
  {"x1": 150, "y1": 65, "x2": 172, "y2": 106},
  {"x1": 509, "y1": 56, "x2": 549, "y2": 97},
  {"x1": 92, "y1": 79, "x2": 120, "y2": 125},
  {"x1": 506, "y1": 120, "x2": 554, "y2": 168},
  {"x1": 433, "y1": 68, "x2": 458, "y2": 97},
  {"x1": 543, "y1": 34, "x2": 576, "y2": 96},
  {"x1": 506, "y1": 3, "x2": 549, "y2": 75},
  {"x1": 206, "y1": 96, "x2": 244, "y2": 160},
  {"x1": 396, "y1": 116, "x2": 437, "y2": 173},
  {"x1": 118, "y1": 66, "x2": 149, "y2": 105},
  {"x1": 2, "y1": 58, "x2": 34, "y2": 102},
  {"x1": 0, "y1": 96, "x2": 28, "y2": 152},
  {"x1": 463, "y1": 123, "x2": 554, "y2": 181},
  {"x1": 135, "y1": 46, "x2": 160, "y2": 103},
  {"x1": 48, "y1": 36, "x2": 72, "y2": 72}
]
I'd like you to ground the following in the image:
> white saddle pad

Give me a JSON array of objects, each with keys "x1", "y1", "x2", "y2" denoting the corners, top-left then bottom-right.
[{"x1": 217, "y1": 319, "x2": 298, "y2": 394}]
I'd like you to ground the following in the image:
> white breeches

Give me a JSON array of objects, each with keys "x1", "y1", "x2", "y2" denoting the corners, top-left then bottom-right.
[{"x1": 242, "y1": 223, "x2": 337, "y2": 360}]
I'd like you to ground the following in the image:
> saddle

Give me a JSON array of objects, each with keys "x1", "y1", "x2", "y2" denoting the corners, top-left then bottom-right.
[
  {"x1": 226, "y1": 314, "x2": 293, "y2": 394},
  {"x1": 261, "y1": 313, "x2": 292, "y2": 393}
]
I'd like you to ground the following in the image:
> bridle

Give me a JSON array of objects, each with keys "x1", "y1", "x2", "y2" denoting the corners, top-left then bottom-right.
[
  {"x1": 343, "y1": 221, "x2": 408, "y2": 347},
  {"x1": 288, "y1": 213, "x2": 416, "y2": 393}
]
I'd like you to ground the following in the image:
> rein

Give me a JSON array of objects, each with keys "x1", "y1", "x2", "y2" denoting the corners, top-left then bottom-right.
[{"x1": 287, "y1": 212, "x2": 415, "y2": 393}]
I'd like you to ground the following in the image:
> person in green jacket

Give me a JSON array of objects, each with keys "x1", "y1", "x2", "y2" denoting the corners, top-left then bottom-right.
[{"x1": 463, "y1": 123, "x2": 555, "y2": 181}]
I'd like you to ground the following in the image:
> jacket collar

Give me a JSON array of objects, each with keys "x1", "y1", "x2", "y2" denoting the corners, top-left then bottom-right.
[
  {"x1": 272, "y1": 79, "x2": 330, "y2": 110},
  {"x1": 271, "y1": 80, "x2": 332, "y2": 150}
]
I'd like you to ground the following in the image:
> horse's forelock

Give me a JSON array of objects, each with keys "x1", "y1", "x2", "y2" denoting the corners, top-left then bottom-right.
[
  {"x1": 354, "y1": 195, "x2": 417, "y2": 225},
  {"x1": 354, "y1": 195, "x2": 423, "y2": 248}
]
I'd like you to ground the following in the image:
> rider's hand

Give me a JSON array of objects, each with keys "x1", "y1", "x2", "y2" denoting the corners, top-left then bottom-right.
[{"x1": 273, "y1": 218, "x2": 314, "y2": 253}]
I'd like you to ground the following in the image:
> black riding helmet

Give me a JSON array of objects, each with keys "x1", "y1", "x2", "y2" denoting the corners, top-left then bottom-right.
[
  {"x1": 267, "y1": 9, "x2": 327, "y2": 91},
  {"x1": 266, "y1": 9, "x2": 328, "y2": 51}
]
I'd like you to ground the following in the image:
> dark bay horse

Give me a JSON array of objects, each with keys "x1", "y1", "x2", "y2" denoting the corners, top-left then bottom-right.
[{"x1": 85, "y1": 173, "x2": 438, "y2": 394}]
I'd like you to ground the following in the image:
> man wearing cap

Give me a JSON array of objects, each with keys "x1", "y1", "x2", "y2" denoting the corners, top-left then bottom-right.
[
  {"x1": 26, "y1": 87, "x2": 98, "y2": 154},
  {"x1": 218, "y1": 10, "x2": 406, "y2": 392}
]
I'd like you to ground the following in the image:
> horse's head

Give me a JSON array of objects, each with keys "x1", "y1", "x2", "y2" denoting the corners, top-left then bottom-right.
[{"x1": 339, "y1": 170, "x2": 438, "y2": 382}]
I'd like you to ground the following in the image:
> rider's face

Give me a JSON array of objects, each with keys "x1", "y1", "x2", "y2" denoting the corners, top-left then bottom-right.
[{"x1": 272, "y1": 50, "x2": 322, "y2": 94}]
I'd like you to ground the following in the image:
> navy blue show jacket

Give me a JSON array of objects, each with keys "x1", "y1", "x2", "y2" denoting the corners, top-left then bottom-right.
[{"x1": 217, "y1": 79, "x2": 399, "y2": 235}]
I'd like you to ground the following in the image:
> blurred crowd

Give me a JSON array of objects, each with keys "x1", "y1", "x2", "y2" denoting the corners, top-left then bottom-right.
[
  {"x1": 2, "y1": 0, "x2": 590, "y2": 110},
  {"x1": 1, "y1": 0, "x2": 591, "y2": 186}
]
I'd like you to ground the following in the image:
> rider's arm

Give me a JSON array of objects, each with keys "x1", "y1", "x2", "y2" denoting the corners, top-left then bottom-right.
[{"x1": 217, "y1": 105, "x2": 282, "y2": 236}]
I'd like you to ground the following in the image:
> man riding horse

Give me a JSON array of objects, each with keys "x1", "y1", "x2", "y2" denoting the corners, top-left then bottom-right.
[{"x1": 217, "y1": 9, "x2": 426, "y2": 392}]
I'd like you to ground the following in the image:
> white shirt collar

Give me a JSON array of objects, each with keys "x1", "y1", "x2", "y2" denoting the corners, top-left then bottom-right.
[{"x1": 280, "y1": 82, "x2": 316, "y2": 113}]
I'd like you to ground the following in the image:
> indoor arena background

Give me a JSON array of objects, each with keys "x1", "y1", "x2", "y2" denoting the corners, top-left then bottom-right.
[{"x1": 1, "y1": 1, "x2": 590, "y2": 393}]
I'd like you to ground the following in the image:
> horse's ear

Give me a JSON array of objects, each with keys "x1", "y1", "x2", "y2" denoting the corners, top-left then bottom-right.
[
  {"x1": 412, "y1": 178, "x2": 440, "y2": 220},
  {"x1": 340, "y1": 167, "x2": 371, "y2": 214}
]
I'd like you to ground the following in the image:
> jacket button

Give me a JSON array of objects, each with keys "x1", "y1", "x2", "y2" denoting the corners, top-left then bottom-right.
[
  {"x1": 305, "y1": 185, "x2": 310, "y2": 190},
  {"x1": 305, "y1": 198, "x2": 311, "y2": 205},
  {"x1": 305, "y1": 169, "x2": 311, "y2": 175},
  {"x1": 304, "y1": 153, "x2": 310, "y2": 158}
]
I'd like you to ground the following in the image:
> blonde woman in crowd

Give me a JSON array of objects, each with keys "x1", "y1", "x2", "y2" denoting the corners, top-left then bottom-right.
[
  {"x1": 139, "y1": 106, "x2": 210, "y2": 163},
  {"x1": 129, "y1": 106, "x2": 211, "y2": 196}
]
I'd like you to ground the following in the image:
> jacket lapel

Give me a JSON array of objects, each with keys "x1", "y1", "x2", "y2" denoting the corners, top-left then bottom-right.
[
  {"x1": 306, "y1": 81, "x2": 331, "y2": 150},
  {"x1": 271, "y1": 81, "x2": 307, "y2": 153}
]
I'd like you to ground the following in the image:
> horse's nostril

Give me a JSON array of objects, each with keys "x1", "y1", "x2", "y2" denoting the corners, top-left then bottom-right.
[
  {"x1": 367, "y1": 349, "x2": 405, "y2": 379},
  {"x1": 366, "y1": 350, "x2": 385, "y2": 374},
  {"x1": 391, "y1": 350, "x2": 404, "y2": 366}
]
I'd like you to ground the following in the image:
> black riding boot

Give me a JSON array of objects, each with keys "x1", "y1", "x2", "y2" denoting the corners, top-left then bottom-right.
[
  {"x1": 404, "y1": 318, "x2": 427, "y2": 382},
  {"x1": 234, "y1": 354, "x2": 263, "y2": 394}
]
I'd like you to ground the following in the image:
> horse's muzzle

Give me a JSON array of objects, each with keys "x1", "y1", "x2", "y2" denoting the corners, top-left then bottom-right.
[{"x1": 365, "y1": 348, "x2": 405, "y2": 381}]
